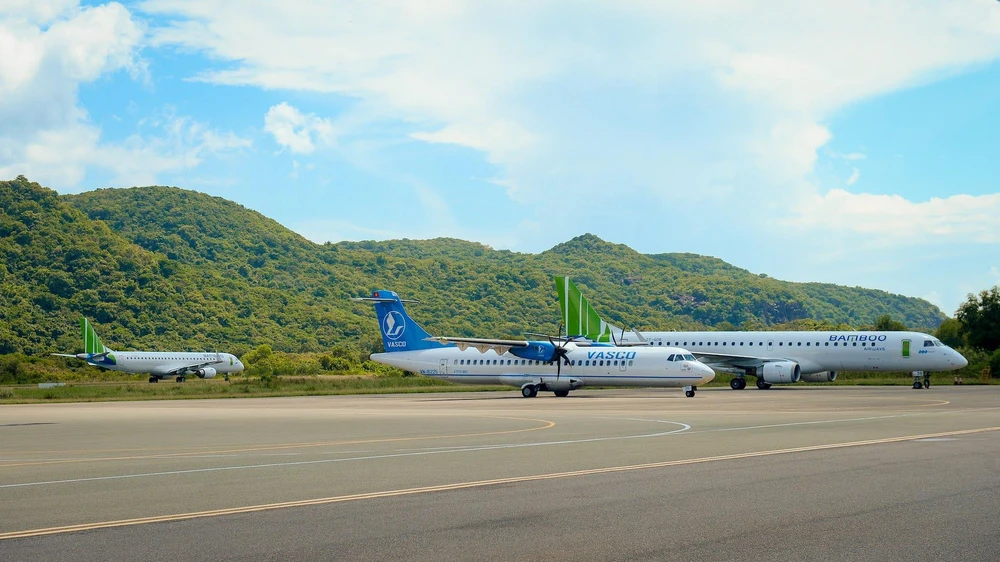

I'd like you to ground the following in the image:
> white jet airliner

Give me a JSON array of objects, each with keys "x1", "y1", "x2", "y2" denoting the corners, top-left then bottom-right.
[
  {"x1": 555, "y1": 277, "x2": 968, "y2": 390},
  {"x1": 53, "y1": 318, "x2": 244, "y2": 383},
  {"x1": 353, "y1": 290, "x2": 716, "y2": 397}
]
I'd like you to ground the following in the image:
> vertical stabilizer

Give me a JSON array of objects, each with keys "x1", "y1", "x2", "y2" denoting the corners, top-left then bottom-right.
[
  {"x1": 554, "y1": 276, "x2": 619, "y2": 342},
  {"x1": 352, "y1": 291, "x2": 447, "y2": 353},
  {"x1": 81, "y1": 318, "x2": 109, "y2": 355}
]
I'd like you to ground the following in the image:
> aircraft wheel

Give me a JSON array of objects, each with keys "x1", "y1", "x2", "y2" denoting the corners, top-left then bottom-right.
[
  {"x1": 177, "y1": 376, "x2": 186, "y2": 383},
  {"x1": 148, "y1": 376, "x2": 158, "y2": 383},
  {"x1": 521, "y1": 385, "x2": 537, "y2": 398},
  {"x1": 730, "y1": 378, "x2": 747, "y2": 390},
  {"x1": 685, "y1": 390, "x2": 695, "y2": 398},
  {"x1": 913, "y1": 381, "x2": 922, "y2": 389},
  {"x1": 553, "y1": 390, "x2": 569, "y2": 397},
  {"x1": 756, "y1": 378, "x2": 771, "y2": 390}
]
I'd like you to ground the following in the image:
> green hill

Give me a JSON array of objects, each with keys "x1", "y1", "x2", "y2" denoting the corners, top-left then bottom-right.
[{"x1": 0, "y1": 177, "x2": 946, "y2": 357}]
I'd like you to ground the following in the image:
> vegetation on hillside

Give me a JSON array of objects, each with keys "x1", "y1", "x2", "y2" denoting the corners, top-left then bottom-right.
[{"x1": 1, "y1": 177, "x2": 976, "y2": 385}]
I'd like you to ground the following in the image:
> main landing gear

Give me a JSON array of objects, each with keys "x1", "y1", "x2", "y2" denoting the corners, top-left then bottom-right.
[
  {"x1": 148, "y1": 376, "x2": 158, "y2": 383},
  {"x1": 176, "y1": 376, "x2": 186, "y2": 383},
  {"x1": 731, "y1": 368, "x2": 770, "y2": 390},
  {"x1": 519, "y1": 384, "x2": 571, "y2": 398}
]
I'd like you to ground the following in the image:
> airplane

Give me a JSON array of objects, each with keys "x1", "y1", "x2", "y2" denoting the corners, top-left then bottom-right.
[
  {"x1": 52, "y1": 318, "x2": 245, "y2": 383},
  {"x1": 352, "y1": 290, "x2": 716, "y2": 398},
  {"x1": 555, "y1": 276, "x2": 969, "y2": 390}
]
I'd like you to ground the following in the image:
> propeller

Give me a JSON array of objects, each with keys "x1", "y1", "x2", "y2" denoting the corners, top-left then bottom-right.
[{"x1": 547, "y1": 322, "x2": 572, "y2": 380}]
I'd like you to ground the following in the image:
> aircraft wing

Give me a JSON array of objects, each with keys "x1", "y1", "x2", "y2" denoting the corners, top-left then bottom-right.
[
  {"x1": 425, "y1": 336, "x2": 530, "y2": 356},
  {"x1": 692, "y1": 351, "x2": 789, "y2": 369},
  {"x1": 159, "y1": 355, "x2": 225, "y2": 376}
]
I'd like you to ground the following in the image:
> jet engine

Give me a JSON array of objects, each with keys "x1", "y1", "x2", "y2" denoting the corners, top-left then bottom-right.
[
  {"x1": 800, "y1": 370, "x2": 837, "y2": 383},
  {"x1": 760, "y1": 361, "x2": 801, "y2": 384},
  {"x1": 194, "y1": 367, "x2": 217, "y2": 379}
]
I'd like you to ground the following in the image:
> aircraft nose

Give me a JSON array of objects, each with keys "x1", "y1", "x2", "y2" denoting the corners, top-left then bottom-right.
[
  {"x1": 697, "y1": 362, "x2": 716, "y2": 383},
  {"x1": 955, "y1": 352, "x2": 968, "y2": 369}
]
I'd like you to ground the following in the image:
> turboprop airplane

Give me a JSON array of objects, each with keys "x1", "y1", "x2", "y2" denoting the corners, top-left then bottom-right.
[
  {"x1": 555, "y1": 276, "x2": 968, "y2": 390},
  {"x1": 352, "y1": 290, "x2": 715, "y2": 397},
  {"x1": 52, "y1": 318, "x2": 244, "y2": 383}
]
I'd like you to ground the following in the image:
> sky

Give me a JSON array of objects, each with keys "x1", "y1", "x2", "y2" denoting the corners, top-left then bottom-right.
[{"x1": 2, "y1": 0, "x2": 999, "y2": 317}]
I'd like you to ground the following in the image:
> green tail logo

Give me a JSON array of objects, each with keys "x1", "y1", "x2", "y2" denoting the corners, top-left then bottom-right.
[
  {"x1": 81, "y1": 318, "x2": 108, "y2": 355},
  {"x1": 554, "y1": 276, "x2": 614, "y2": 342}
]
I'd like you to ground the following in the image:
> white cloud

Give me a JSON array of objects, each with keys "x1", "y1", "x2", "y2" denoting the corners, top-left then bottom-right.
[
  {"x1": 846, "y1": 168, "x2": 860, "y2": 186},
  {"x1": 0, "y1": 1, "x2": 250, "y2": 188},
  {"x1": 793, "y1": 190, "x2": 1000, "y2": 245},
  {"x1": 263, "y1": 102, "x2": 335, "y2": 154},
  {"x1": 139, "y1": 1, "x2": 1000, "y2": 198}
]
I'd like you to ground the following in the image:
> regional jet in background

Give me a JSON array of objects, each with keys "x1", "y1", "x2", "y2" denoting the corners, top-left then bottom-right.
[
  {"x1": 555, "y1": 277, "x2": 968, "y2": 390},
  {"x1": 352, "y1": 290, "x2": 715, "y2": 397},
  {"x1": 52, "y1": 318, "x2": 244, "y2": 383}
]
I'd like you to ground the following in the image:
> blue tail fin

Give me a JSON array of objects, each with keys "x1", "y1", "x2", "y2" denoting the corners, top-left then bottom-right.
[{"x1": 352, "y1": 290, "x2": 447, "y2": 352}]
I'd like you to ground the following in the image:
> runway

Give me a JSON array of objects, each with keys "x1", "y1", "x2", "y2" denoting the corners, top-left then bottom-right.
[{"x1": 2, "y1": 386, "x2": 999, "y2": 561}]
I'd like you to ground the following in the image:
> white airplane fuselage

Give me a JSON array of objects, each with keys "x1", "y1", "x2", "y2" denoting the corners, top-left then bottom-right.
[
  {"x1": 88, "y1": 351, "x2": 244, "y2": 377},
  {"x1": 618, "y1": 330, "x2": 967, "y2": 374},
  {"x1": 371, "y1": 345, "x2": 716, "y2": 390}
]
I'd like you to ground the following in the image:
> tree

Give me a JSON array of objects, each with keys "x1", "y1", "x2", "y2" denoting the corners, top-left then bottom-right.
[
  {"x1": 874, "y1": 314, "x2": 907, "y2": 331},
  {"x1": 956, "y1": 286, "x2": 1000, "y2": 351},
  {"x1": 934, "y1": 318, "x2": 964, "y2": 348}
]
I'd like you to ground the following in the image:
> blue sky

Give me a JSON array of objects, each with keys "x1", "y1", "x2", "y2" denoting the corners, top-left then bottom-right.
[{"x1": 2, "y1": 1, "x2": 999, "y2": 317}]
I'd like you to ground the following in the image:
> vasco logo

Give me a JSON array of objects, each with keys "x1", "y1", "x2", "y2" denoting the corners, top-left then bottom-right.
[{"x1": 382, "y1": 311, "x2": 406, "y2": 340}]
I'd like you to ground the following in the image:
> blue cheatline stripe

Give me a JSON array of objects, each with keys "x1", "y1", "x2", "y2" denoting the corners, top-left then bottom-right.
[{"x1": 435, "y1": 373, "x2": 705, "y2": 380}]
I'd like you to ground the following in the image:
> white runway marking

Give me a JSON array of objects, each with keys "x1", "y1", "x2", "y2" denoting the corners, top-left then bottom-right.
[{"x1": 0, "y1": 421, "x2": 690, "y2": 489}]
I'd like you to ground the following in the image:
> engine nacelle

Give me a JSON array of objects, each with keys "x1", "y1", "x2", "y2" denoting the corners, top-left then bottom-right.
[
  {"x1": 510, "y1": 341, "x2": 560, "y2": 362},
  {"x1": 800, "y1": 370, "x2": 837, "y2": 383},
  {"x1": 760, "y1": 361, "x2": 801, "y2": 384},
  {"x1": 194, "y1": 367, "x2": 217, "y2": 379}
]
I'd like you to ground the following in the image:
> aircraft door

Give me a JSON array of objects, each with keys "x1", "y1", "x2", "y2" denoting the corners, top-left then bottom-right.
[
  {"x1": 901, "y1": 340, "x2": 911, "y2": 359},
  {"x1": 439, "y1": 359, "x2": 448, "y2": 375}
]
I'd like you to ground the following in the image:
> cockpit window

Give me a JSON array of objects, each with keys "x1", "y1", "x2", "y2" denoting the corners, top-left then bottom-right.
[
  {"x1": 684, "y1": 354, "x2": 695, "y2": 361},
  {"x1": 667, "y1": 354, "x2": 675, "y2": 361},
  {"x1": 923, "y1": 340, "x2": 934, "y2": 347}
]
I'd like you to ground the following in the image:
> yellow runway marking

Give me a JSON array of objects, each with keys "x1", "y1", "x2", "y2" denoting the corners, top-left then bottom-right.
[
  {"x1": 0, "y1": 416, "x2": 555, "y2": 468},
  {"x1": 3, "y1": 425, "x2": 997, "y2": 541}
]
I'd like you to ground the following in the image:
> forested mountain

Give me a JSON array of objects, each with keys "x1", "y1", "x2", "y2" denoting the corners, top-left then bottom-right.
[{"x1": 1, "y1": 177, "x2": 946, "y2": 356}]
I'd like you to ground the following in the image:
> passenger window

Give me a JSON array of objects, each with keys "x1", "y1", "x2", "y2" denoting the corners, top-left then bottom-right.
[
  {"x1": 628, "y1": 360, "x2": 633, "y2": 366},
  {"x1": 779, "y1": 342, "x2": 783, "y2": 346},
  {"x1": 797, "y1": 342, "x2": 801, "y2": 346}
]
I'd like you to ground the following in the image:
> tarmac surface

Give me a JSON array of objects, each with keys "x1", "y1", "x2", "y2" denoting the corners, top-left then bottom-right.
[{"x1": 2, "y1": 386, "x2": 999, "y2": 561}]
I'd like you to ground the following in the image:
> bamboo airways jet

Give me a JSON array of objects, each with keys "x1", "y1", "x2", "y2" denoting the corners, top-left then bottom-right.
[
  {"x1": 555, "y1": 277, "x2": 968, "y2": 390},
  {"x1": 353, "y1": 290, "x2": 716, "y2": 397},
  {"x1": 53, "y1": 318, "x2": 244, "y2": 383}
]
